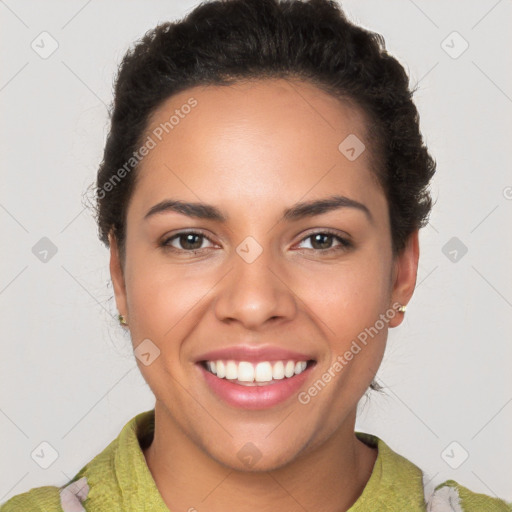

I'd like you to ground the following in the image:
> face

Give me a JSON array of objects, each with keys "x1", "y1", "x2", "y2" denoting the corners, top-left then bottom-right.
[{"x1": 110, "y1": 78, "x2": 418, "y2": 471}]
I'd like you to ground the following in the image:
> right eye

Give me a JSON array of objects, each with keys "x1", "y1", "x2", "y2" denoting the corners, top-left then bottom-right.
[{"x1": 160, "y1": 231, "x2": 216, "y2": 253}]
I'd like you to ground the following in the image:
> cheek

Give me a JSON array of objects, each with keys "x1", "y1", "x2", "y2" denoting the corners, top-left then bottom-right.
[
  {"x1": 295, "y1": 249, "x2": 392, "y2": 341},
  {"x1": 126, "y1": 265, "x2": 208, "y2": 339},
  {"x1": 296, "y1": 245, "x2": 392, "y2": 405},
  {"x1": 123, "y1": 242, "x2": 224, "y2": 358},
  {"x1": 123, "y1": 256, "x2": 211, "y2": 394}
]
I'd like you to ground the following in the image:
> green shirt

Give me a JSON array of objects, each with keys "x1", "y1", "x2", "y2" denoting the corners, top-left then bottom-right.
[{"x1": 1, "y1": 408, "x2": 510, "y2": 511}]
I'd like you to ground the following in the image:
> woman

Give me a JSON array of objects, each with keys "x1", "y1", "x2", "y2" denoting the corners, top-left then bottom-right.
[{"x1": 2, "y1": 0, "x2": 510, "y2": 510}]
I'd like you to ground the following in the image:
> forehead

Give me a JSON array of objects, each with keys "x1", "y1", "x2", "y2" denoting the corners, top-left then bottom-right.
[
  {"x1": 130, "y1": 78, "x2": 383, "y2": 217},
  {"x1": 144, "y1": 77, "x2": 370, "y2": 147}
]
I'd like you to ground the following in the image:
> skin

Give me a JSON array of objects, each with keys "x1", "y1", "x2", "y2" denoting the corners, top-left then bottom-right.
[{"x1": 109, "y1": 78, "x2": 419, "y2": 512}]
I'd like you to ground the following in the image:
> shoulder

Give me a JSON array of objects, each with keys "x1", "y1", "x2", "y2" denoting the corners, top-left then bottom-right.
[
  {"x1": 357, "y1": 432, "x2": 511, "y2": 511},
  {"x1": 426, "y1": 479, "x2": 512, "y2": 512},
  {"x1": 0, "y1": 476, "x2": 90, "y2": 512},
  {"x1": 0, "y1": 410, "x2": 153, "y2": 512},
  {"x1": 0, "y1": 485, "x2": 63, "y2": 511}
]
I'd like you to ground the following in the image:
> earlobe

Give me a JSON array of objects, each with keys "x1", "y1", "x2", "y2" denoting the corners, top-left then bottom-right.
[
  {"x1": 388, "y1": 230, "x2": 420, "y2": 328},
  {"x1": 109, "y1": 231, "x2": 128, "y2": 321}
]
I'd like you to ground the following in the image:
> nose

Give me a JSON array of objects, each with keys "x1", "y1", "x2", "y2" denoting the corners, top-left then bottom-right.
[{"x1": 213, "y1": 242, "x2": 297, "y2": 330}]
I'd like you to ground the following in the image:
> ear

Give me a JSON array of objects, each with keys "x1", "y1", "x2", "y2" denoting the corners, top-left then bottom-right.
[
  {"x1": 388, "y1": 229, "x2": 420, "y2": 328},
  {"x1": 109, "y1": 231, "x2": 128, "y2": 320}
]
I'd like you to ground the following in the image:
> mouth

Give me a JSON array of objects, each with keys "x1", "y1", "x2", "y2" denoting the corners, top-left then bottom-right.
[
  {"x1": 196, "y1": 357, "x2": 317, "y2": 409},
  {"x1": 200, "y1": 359, "x2": 316, "y2": 386}
]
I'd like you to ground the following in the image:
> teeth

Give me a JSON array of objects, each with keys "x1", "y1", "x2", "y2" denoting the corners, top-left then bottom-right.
[
  {"x1": 272, "y1": 361, "x2": 285, "y2": 380},
  {"x1": 284, "y1": 360, "x2": 295, "y2": 378},
  {"x1": 225, "y1": 361, "x2": 237, "y2": 380},
  {"x1": 255, "y1": 362, "x2": 273, "y2": 382},
  {"x1": 216, "y1": 360, "x2": 226, "y2": 379},
  {"x1": 295, "y1": 361, "x2": 307, "y2": 374},
  {"x1": 204, "y1": 359, "x2": 310, "y2": 383},
  {"x1": 237, "y1": 361, "x2": 255, "y2": 382}
]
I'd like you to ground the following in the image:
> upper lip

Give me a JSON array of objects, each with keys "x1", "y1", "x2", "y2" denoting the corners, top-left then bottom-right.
[{"x1": 195, "y1": 345, "x2": 316, "y2": 363}]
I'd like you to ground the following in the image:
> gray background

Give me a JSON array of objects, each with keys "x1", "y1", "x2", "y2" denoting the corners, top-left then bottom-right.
[{"x1": 1, "y1": 0, "x2": 511, "y2": 503}]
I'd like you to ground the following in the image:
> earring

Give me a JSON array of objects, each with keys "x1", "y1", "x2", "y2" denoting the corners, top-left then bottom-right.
[
  {"x1": 398, "y1": 305, "x2": 407, "y2": 313},
  {"x1": 118, "y1": 314, "x2": 128, "y2": 326}
]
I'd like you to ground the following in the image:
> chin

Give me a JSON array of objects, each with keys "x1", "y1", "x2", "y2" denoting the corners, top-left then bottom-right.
[
  {"x1": 213, "y1": 449, "x2": 301, "y2": 473},
  {"x1": 201, "y1": 433, "x2": 311, "y2": 474}
]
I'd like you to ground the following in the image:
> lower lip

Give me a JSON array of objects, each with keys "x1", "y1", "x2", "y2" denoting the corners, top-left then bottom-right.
[{"x1": 198, "y1": 363, "x2": 314, "y2": 410}]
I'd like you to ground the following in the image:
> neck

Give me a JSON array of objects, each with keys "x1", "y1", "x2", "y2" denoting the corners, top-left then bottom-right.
[{"x1": 143, "y1": 402, "x2": 377, "y2": 512}]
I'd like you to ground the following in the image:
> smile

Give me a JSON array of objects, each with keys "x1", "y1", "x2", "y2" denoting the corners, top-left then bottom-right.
[
  {"x1": 197, "y1": 358, "x2": 316, "y2": 409},
  {"x1": 202, "y1": 359, "x2": 311, "y2": 385}
]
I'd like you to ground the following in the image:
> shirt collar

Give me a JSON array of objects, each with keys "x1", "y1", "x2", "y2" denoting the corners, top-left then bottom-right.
[{"x1": 78, "y1": 409, "x2": 426, "y2": 511}]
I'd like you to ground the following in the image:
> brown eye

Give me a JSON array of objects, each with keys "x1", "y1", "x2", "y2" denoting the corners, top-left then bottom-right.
[
  {"x1": 296, "y1": 230, "x2": 352, "y2": 253},
  {"x1": 160, "y1": 231, "x2": 214, "y2": 252},
  {"x1": 310, "y1": 233, "x2": 335, "y2": 250}
]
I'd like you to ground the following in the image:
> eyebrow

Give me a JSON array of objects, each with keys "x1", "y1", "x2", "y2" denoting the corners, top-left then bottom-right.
[{"x1": 144, "y1": 194, "x2": 373, "y2": 224}]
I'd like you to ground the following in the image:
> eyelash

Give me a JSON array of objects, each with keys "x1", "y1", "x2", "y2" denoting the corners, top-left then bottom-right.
[{"x1": 159, "y1": 229, "x2": 353, "y2": 256}]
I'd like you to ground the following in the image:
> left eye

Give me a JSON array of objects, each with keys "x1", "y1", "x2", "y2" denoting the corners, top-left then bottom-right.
[{"x1": 296, "y1": 232, "x2": 352, "y2": 252}]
